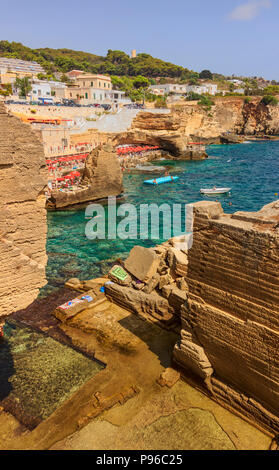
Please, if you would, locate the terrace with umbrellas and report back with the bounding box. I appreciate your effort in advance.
[45,144,163,195]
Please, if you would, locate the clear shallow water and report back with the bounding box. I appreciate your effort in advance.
[44,141,279,295]
[0,320,103,428]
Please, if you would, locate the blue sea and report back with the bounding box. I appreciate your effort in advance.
[44,141,279,295]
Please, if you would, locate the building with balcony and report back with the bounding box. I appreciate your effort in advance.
[65,74,129,106]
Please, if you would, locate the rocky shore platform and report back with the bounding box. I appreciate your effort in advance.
[1,200,279,450]
[0,283,272,451]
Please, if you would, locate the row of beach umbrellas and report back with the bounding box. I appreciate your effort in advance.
[46,154,89,166]
[117,145,160,155]
[55,171,81,182]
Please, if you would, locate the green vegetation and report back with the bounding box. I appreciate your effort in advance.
[37,72,56,81]
[14,76,32,97]
[111,75,156,102]
[198,95,214,110]
[261,95,278,106]
[0,41,193,79]
[186,91,202,101]
[0,83,12,96]
[154,96,167,108]
[199,70,213,80]
[263,85,279,96]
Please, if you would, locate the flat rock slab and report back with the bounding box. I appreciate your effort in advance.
[53,291,105,322]
[124,246,160,283]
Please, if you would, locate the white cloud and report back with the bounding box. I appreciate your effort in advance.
[228,0,271,21]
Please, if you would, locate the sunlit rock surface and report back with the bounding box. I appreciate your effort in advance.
[0,101,47,316]
[174,200,279,432]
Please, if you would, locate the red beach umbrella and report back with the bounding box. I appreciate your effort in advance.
[71,171,81,177]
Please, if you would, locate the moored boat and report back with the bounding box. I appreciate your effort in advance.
[200,187,231,195]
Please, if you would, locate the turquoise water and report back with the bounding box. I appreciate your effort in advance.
[44,141,279,294]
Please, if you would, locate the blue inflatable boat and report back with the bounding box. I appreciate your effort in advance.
[144,176,179,185]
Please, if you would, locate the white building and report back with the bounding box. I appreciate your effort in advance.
[185,83,218,95]
[30,80,53,103]
[149,84,187,95]
[150,82,218,97]
[228,79,244,86]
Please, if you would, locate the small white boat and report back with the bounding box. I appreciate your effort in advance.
[200,187,231,195]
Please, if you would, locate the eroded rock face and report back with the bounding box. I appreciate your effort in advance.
[174,200,279,432]
[116,99,279,157]
[0,101,48,316]
[48,142,123,209]
[171,97,279,140]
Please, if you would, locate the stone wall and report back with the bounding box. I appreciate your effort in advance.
[173,200,279,432]
[0,101,48,316]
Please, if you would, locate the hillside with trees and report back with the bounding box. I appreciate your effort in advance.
[0,41,194,78]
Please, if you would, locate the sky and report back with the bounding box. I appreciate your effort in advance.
[0,0,277,80]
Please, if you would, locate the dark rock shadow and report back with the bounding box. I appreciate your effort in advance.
[119,313,179,368]
[0,335,15,401]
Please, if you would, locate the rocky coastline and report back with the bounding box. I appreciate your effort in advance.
[53,199,279,435]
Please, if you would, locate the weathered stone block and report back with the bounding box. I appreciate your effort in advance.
[105,282,174,324]
[124,246,160,282]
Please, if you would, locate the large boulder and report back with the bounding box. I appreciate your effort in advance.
[124,246,160,283]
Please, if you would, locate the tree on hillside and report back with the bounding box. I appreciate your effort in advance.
[189,77,198,85]
[15,77,32,98]
[106,50,130,65]
[199,70,213,80]
[132,76,150,89]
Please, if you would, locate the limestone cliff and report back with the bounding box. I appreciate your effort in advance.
[0,101,48,316]
[174,200,279,432]
[118,112,208,159]
[48,142,123,209]
[123,98,279,148]
[169,97,279,142]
